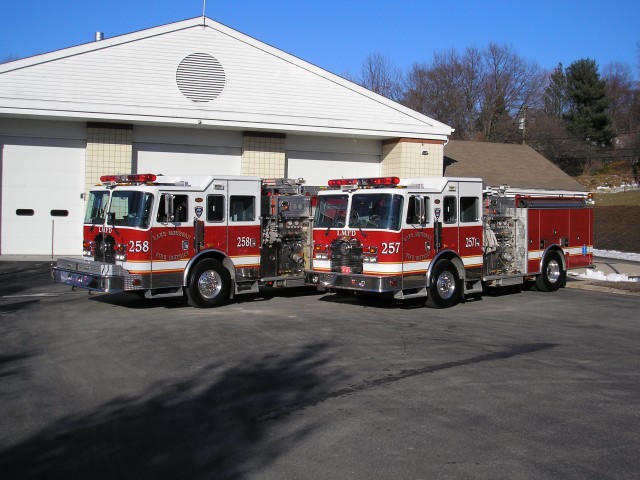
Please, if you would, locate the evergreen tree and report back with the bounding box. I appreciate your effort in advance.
[564,59,614,145]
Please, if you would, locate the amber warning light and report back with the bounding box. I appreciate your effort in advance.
[328,176,400,187]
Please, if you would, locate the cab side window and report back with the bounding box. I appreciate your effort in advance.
[406,195,430,224]
[230,196,255,222]
[460,196,480,223]
[173,195,188,222]
[157,194,189,223]
[207,195,225,222]
[443,196,457,224]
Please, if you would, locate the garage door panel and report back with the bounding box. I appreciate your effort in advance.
[2,142,84,256]
[287,151,380,186]
[135,143,241,176]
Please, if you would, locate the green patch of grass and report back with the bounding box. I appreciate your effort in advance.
[594,190,640,207]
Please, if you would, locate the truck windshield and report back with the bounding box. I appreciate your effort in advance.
[314,194,349,228]
[349,193,404,231]
[84,190,154,229]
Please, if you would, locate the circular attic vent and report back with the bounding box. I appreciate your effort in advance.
[176,53,226,102]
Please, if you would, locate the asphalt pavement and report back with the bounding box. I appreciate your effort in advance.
[0,257,639,479]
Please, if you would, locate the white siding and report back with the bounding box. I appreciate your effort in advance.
[0,20,451,139]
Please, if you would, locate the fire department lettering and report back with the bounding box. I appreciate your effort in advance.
[153,231,192,241]
[337,229,357,237]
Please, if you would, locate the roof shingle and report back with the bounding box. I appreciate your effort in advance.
[443,140,586,191]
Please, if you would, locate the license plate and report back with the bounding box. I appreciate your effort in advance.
[341,266,351,273]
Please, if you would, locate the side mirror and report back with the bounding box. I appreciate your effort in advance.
[413,196,425,224]
[164,194,175,222]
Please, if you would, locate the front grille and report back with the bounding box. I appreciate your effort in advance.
[94,234,116,264]
[330,239,363,274]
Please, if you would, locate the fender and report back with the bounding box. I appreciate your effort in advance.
[183,248,235,286]
[539,244,566,273]
[426,249,465,287]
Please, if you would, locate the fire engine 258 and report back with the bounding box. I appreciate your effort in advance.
[305,176,593,308]
[52,174,312,307]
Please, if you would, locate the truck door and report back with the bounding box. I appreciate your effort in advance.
[402,193,434,288]
[203,180,229,253]
[438,181,459,252]
[457,181,483,269]
[227,179,261,280]
[150,191,192,288]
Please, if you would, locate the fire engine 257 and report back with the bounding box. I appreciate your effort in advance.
[52,174,312,307]
[305,176,593,308]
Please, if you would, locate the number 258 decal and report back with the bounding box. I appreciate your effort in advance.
[128,240,149,252]
[237,237,256,248]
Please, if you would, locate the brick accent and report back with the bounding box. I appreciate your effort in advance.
[380,138,445,178]
[85,124,133,195]
[242,133,286,177]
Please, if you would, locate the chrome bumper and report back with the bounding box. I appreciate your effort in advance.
[52,257,127,293]
[305,270,399,293]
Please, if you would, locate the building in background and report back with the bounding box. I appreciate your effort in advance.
[0,17,452,256]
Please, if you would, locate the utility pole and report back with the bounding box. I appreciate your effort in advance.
[518,107,526,145]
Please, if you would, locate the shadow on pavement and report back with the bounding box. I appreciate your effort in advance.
[0,353,34,378]
[0,343,343,480]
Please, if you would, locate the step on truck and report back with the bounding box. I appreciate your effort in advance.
[53,174,313,307]
[305,176,593,307]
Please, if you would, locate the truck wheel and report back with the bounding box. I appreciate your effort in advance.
[426,259,461,308]
[186,259,230,308]
[535,251,566,292]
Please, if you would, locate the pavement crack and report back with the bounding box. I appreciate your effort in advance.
[257,342,558,421]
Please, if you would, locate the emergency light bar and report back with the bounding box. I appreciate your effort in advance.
[100,174,157,184]
[328,176,400,187]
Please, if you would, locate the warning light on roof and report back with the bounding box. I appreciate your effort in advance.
[100,174,157,184]
[328,177,400,187]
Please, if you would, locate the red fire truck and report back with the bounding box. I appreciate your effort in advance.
[52,174,313,307]
[305,176,593,307]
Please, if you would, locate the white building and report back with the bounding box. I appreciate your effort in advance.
[0,17,453,256]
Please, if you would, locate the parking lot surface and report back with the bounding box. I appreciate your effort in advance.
[0,262,639,479]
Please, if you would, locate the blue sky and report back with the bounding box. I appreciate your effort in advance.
[1,0,638,79]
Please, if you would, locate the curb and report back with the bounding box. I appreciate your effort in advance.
[565,280,640,296]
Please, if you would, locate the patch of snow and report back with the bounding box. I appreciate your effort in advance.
[575,269,640,282]
[594,184,639,193]
[594,249,640,262]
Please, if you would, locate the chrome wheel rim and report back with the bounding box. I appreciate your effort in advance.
[198,270,223,299]
[547,259,561,284]
[436,271,456,299]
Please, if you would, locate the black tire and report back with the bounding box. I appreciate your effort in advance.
[426,259,461,308]
[186,259,231,308]
[535,251,566,292]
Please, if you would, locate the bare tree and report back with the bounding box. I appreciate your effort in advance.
[403,47,484,140]
[602,61,637,133]
[357,52,404,101]
[479,43,545,142]
[403,44,542,142]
